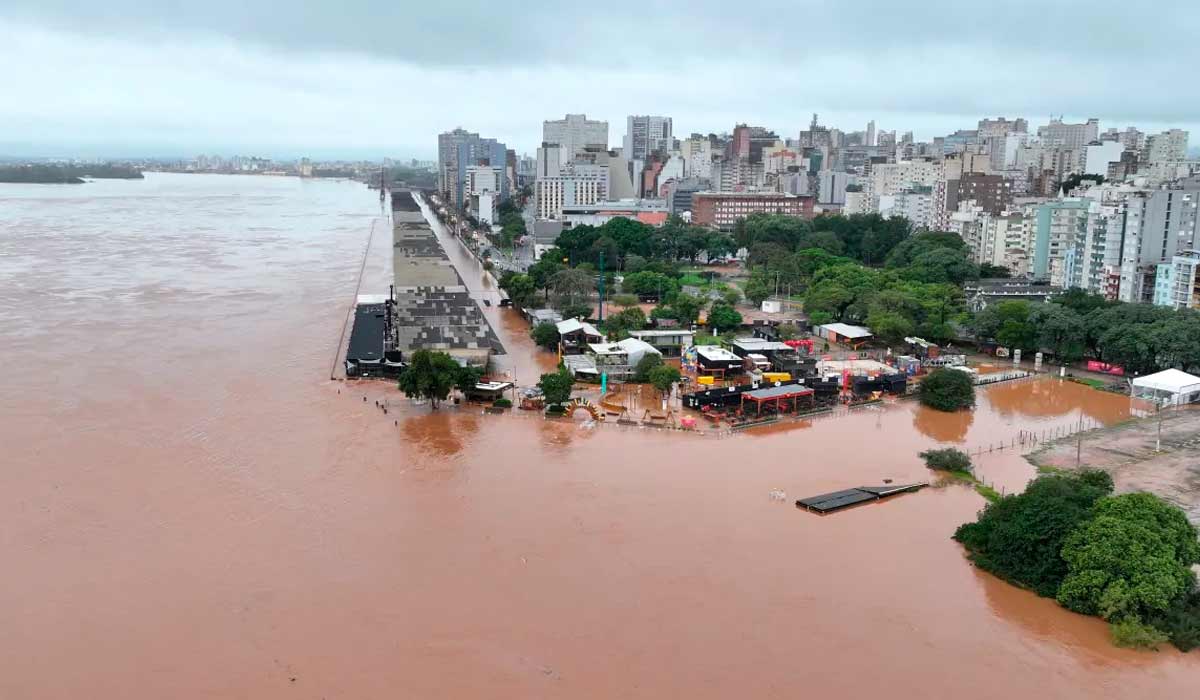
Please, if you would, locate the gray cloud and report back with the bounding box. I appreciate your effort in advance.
[8,0,1200,68]
[2,1,1199,157]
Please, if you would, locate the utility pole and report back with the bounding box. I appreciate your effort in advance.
[598,251,605,323]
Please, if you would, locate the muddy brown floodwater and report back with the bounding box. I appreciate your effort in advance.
[1,174,1196,699]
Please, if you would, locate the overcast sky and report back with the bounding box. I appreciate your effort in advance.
[2,1,1198,160]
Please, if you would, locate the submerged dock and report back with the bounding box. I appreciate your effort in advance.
[796,483,928,514]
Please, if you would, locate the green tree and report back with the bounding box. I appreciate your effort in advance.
[706,302,743,334]
[743,270,774,306]
[633,352,664,382]
[974,301,1038,351]
[604,307,646,339]
[901,247,979,285]
[538,369,574,407]
[622,270,678,298]
[499,272,536,308]
[551,267,594,303]
[611,293,639,307]
[918,368,975,411]
[671,293,705,325]
[796,229,846,256]
[647,364,682,397]
[1033,304,1086,362]
[558,302,593,321]
[531,322,560,350]
[919,448,972,472]
[397,350,461,409]
[623,254,647,273]
[885,230,965,267]
[1057,493,1200,623]
[953,471,1114,597]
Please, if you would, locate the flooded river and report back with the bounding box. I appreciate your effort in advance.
[0,174,1195,698]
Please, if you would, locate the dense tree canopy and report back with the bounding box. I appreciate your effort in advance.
[1057,493,1200,623]
[918,368,975,411]
[954,471,1114,597]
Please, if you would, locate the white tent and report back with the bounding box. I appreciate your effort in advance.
[1131,368,1200,406]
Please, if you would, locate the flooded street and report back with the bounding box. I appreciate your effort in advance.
[0,174,1195,698]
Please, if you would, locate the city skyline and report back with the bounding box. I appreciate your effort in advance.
[4,1,1200,158]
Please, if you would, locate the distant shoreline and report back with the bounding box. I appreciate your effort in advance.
[0,164,144,184]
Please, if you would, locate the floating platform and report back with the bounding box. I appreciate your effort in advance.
[795,483,928,514]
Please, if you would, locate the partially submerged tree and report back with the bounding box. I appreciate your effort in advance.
[919,447,972,473]
[397,350,461,409]
[918,368,975,412]
[647,364,681,398]
[538,368,574,408]
[531,322,560,350]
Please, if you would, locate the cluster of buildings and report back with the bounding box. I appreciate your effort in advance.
[438,113,1200,308]
[436,129,520,227]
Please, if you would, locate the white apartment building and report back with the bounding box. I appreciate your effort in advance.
[542,114,608,162]
[1083,141,1124,177]
[682,136,715,179]
[1038,118,1100,149]
[866,160,943,200]
[948,202,986,262]
[844,190,871,215]
[878,190,935,229]
[463,165,501,197]
[1145,129,1189,164]
[535,164,609,220]
[980,210,1032,276]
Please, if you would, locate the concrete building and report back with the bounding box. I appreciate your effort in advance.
[560,199,669,228]
[1033,199,1089,285]
[844,189,871,215]
[1083,141,1125,177]
[624,115,673,181]
[1145,129,1189,164]
[981,211,1033,277]
[437,127,479,199]
[1153,251,1200,309]
[878,189,935,229]
[682,134,716,179]
[542,114,608,162]
[866,120,876,147]
[535,163,610,220]
[947,173,1014,216]
[691,192,815,231]
[978,117,1028,139]
[866,159,943,200]
[1038,118,1100,149]
[455,138,508,207]
[818,170,850,205]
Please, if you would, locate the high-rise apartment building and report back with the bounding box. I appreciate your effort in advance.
[437,127,480,196]
[623,115,673,180]
[818,171,850,205]
[977,117,1028,139]
[542,114,608,163]
[1037,118,1100,149]
[1145,129,1189,163]
[866,120,876,147]
[1153,251,1200,309]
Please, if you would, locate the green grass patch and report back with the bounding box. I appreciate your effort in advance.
[1068,377,1107,389]
[975,483,1002,503]
[678,274,707,287]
